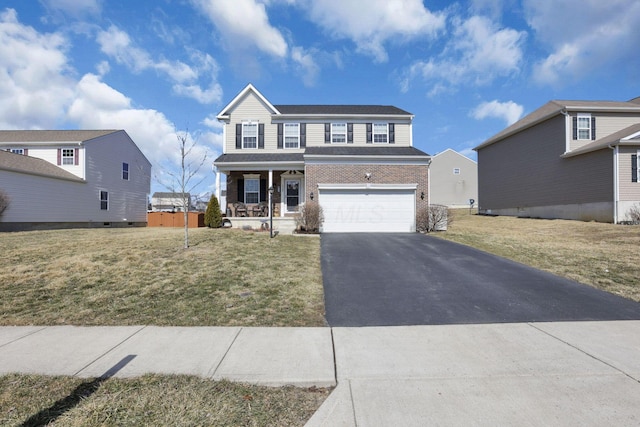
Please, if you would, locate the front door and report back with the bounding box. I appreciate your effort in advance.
[285,180,300,212]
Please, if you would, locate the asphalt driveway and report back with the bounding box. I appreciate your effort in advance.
[321,233,640,327]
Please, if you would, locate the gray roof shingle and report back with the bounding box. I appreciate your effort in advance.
[214,153,305,163]
[0,130,119,143]
[274,105,412,116]
[304,146,430,156]
[0,151,85,182]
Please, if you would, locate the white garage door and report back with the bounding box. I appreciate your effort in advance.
[319,188,415,233]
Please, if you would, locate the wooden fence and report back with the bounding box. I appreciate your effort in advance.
[147,212,205,228]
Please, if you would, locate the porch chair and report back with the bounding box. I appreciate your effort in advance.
[233,202,247,217]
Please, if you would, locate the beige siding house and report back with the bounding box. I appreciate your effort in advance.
[475,98,640,223]
[0,130,151,231]
[429,149,478,208]
[213,84,431,232]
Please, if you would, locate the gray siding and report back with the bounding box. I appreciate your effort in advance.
[478,115,613,211]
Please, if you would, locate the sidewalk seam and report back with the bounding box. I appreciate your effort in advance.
[0,326,48,349]
[348,380,358,427]
[207,327,242,377]
[527,323,640,383]
[330,327,338,386]
[72,325,147,377]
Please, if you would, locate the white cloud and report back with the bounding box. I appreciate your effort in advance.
[96,25,222,104]
[40,0,101,18]
[190,0,288,58]
[291,46,320,87]
[470,100,523,126]
[402,15,525,93]
[0,8,75,129]
[524,0,640,85]
[300,0,445,62]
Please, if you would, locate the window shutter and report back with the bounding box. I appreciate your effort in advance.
[366,123,372,143]
[258,124,265,149]
[324,123,330,144]
[57,149,61,165]
[347,123,354,143]
[277,123,283,149]
[23,149,28,156]
[236,124,242,149]
[572,117,577,140]
[237,179,245,202]
[632,155,638,183]
[74,148,79,165]
[389,123,395,144]
[591,117,596,140]
[300,123,306,148]
[260,179,267,202]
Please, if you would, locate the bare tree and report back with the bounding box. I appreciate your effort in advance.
[157,129,209,249]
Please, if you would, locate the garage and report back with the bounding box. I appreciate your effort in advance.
[318,184,416,233]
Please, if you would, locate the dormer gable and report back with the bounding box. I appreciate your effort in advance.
[216,83,280,122]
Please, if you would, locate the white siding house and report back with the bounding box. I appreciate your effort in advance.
[0,130,151,231]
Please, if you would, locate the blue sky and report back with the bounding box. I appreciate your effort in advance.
[2,0,639,196]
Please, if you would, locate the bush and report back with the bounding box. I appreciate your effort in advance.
[295,203,324,233]
[416,204,452,232]
[204,194,222,228]
[628,203,640,225]
[0,189,9,216]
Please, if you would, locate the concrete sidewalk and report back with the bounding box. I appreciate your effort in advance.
[1,321,639,426]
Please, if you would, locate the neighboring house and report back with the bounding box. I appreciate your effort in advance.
[429,149,478,208]
[213,84,431,232]
[0,130,151,231]
[475,98,640,223]
[151,192,192,212]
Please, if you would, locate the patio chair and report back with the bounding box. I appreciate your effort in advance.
[233,202,247,217]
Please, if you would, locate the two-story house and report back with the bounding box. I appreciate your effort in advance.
[0,130,151,231]
[213,84,431,232]
[475,98,640,223]
[429,148,478,208]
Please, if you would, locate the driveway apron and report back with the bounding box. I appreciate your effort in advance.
[321,233,640,327]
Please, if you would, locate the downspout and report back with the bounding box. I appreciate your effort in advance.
[608,144,618,223]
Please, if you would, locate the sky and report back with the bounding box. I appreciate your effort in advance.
[2,0,639,197]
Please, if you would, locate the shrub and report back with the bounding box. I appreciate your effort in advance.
[628,203,640,225]
[295,203,324,233]
[416,204,452,232]
[204,194,222,228]
[0,189,9,216]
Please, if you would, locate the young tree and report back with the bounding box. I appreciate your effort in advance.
[158,129,209,249]
[0,189,9,216]
[204,193,222,228]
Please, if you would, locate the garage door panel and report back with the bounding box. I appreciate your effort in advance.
[320,189,415,233]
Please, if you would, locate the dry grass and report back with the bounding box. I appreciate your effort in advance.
[0,374,330,427]
[0,227,325,326]
[438,210,640,302]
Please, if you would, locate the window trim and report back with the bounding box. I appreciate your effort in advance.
[331,123,347,144]
[577,113,591,140]
[122,162,129,180]
[373,123,389,144]
[242,122,258,149]
[244,178,260,204]
[100,190,109,210]
[284,123,300,149]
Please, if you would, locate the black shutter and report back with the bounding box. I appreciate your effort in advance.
[260,179,267,202]
[237,179,245,202]
[324,123,330,143]
[258,124,264,149]
[632,155,638,183]
[347,123,353,143]
[591,117,596,140]
[366,123,372,143]
[277,123,283,149]
[236,124,242,149]
[300,123,306,147]
[389,123,395,144]
[572,117,577,140]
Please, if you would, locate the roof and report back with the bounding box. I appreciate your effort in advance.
[562,123,640,158]
[274,105,412,116]
[0,151,85,182]
[476,99,640,150]
[214,153,305,164]
[0,130,119,143]
[304,146,429,157]
[152,192,191,198]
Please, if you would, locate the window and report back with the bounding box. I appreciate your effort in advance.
[100,191,109,210]
[62,149,75,165]
[453,168,461,175]
[284,123,300,148]
[244,178,259,204]
[577,114,591,140]
[331,123,347,143]
[373,123,388,143]
[633,153,638,183]
[242,122,258,149]
[122,162,129,180]
[7,148,24,154]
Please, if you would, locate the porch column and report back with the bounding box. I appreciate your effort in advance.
[215,169,222,212]
[268,169,273,216]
